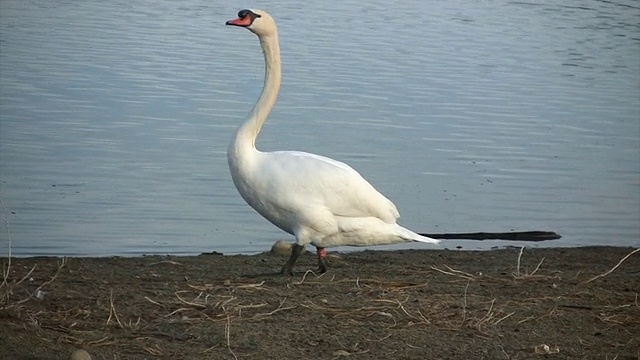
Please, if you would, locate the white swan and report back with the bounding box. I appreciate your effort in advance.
[226,9,439,275]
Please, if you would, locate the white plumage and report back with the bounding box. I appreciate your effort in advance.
[225,9,439,274]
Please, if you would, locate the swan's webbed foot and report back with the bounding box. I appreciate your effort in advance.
[317,247,329,274]
[280,243,305,275]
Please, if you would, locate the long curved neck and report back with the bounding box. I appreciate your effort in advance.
[229,32,281,159]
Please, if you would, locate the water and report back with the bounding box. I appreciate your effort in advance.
[1,0,638,256]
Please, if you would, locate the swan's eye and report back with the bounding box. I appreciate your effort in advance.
[237,9,261,20]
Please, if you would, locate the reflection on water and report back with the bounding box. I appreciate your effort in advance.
[1,0,638,256]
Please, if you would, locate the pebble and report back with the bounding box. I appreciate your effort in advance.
[70,349,92,360]
[270,240,294,256]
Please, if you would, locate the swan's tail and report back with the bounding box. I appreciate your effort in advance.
[396,225,440,244]
[414,234,441,244]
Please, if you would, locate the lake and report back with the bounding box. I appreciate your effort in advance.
[1,0,638,256]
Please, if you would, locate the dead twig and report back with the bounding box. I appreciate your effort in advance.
[512,247,547,279]
[580,248,639,284]
[87,335,111,346]
[515,246,524,277]
[250,297,296,319]
[106,289,124,328]
[146,260,183,267]
[529,257,546,276]
[164,307,192,318]
[493,311,515,325]
[174,291,209,308]
[186,280,265,292]
[476,299,496,329]
[225,314,238,360]
[293,269,325,285]
[32,257,67,293]
[394,298,413,319]
[2,264,37,305]
[0,196,12,293]
[144,296,164,307]
[144,344,164,356]
[236,302,268,317]
[5,258,67,306]
[236,281,265,289]
[14,265,38,287]
[459,279,471,327]
[430,265,475,280]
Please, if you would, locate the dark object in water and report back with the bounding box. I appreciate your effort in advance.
[419,231,561,241]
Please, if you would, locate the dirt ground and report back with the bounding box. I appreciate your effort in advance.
[1,246,638,360]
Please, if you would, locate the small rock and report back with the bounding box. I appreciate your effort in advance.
[534,344,559,355]
[70,349,92,360]
[270,240,294,256]
[35,289,46,300]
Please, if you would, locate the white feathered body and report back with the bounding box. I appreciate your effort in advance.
[228,148,437,248]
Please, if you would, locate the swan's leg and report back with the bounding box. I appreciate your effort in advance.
[280,243,305,275]
[317,247,329,273]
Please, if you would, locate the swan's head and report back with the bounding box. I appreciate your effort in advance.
[226,9,276,37]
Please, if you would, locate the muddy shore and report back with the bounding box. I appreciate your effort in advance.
[1,246,638,359]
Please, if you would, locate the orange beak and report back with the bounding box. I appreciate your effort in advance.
[226,16,252,27]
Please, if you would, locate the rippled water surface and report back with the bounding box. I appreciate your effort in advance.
[1,0,638,256]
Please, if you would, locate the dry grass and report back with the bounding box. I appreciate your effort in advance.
[1,196,67,309]
[1,195,13,306]
[1,257,68,309]
[0,241,638,359]
[580,247,640,284]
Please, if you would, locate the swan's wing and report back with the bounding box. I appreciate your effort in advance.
[257,151,400,223]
